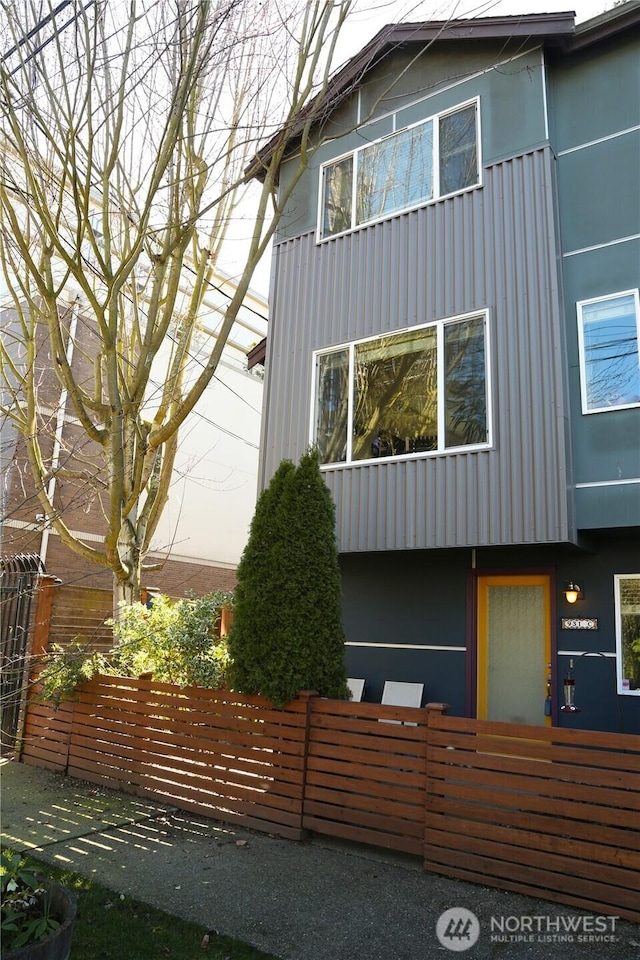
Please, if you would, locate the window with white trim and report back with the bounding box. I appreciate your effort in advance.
[615,574,640,695]
[577,290,640,414]
[319,100,479,240]
[312,312,490,466]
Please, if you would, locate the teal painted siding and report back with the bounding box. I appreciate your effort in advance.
[550,30,640,531]
[549,31,640,153]
[557,132,640,252]
[275,43,547,242]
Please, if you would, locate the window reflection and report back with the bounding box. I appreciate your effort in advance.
[580,293,640,412]
[314,315,489,465]
[352,328,437,461]
[319,101,479,239]
[439,104,477,196]
[357,122,433,225]
[315,350,349,463]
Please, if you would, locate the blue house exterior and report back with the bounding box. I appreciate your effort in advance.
[255,6,640,734]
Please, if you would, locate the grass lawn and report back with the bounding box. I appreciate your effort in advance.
[2,849,279,960]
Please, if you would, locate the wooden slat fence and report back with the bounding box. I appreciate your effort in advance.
[19,677,640,921]
[424,714,640,922]
[22,676,310,841]
[20,683,74,772]
[47,585,112,652]
[303,697,428,855]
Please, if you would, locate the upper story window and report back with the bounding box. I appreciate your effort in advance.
[319,100,479,241]
[615,574,640,695]
[312,311,491,466]
[577,290,640,414]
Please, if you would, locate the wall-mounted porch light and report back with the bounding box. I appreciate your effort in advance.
[563,581,582,604]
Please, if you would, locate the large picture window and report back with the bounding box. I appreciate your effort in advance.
[615,574,640,695]
[313,312,490,466]
[319,100,479,240]
[577,290,640,414]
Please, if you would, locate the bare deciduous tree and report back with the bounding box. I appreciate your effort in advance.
[0,0,356,608]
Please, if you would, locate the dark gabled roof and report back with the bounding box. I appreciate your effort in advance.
[247,337,267,370]
[248,5,640,181]
[565,0,640,52]
[249,11,576,180]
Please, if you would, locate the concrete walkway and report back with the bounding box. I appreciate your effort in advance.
[1,758,638,960]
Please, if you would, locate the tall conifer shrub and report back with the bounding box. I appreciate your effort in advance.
[228,449,349,707]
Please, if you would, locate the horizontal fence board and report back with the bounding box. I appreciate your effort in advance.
[71,709,306,764]
[430,776,638,829]
[83,677,307,716]
[427,742,640,792]
[305,784,424,824]
[429,728,640,771]
[430,714,640,752]
[303,815,422,856]
[309,724,426,756]
[66,743,301,809]
[19,751,68,772]
[309,710,426,741]
[428,796,640,852]
[75,693,307,742]
[135,789,304,841]
[68,734,300,797]
[427,758,640,811]
[308,754,425,789]
[425,824,638,891]
[424,843,639,914]
[421,861,640,925]
[69,728,303,785]
[126,778,303,830]
[23,723,71,746]
[306,769,424,806]
[308,741,426,773]
[69,714,299,767]
[303,798,423,839]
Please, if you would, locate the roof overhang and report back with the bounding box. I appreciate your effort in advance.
[247,337,267,370]
[248,11,577,181]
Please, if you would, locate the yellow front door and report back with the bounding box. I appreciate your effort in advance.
[477,575,551,725]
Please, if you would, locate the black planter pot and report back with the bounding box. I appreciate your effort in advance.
[2,879,77,960]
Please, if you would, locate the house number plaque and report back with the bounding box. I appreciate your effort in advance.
[561,618,599,630]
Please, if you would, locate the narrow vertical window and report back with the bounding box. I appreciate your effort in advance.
[444,316,488,447]
[439,103,478,196]
[315,350,349,463]
[578,291,640,413]
[322,156,353,239]
[615,575,640,695]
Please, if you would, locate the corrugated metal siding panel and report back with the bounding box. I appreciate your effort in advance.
[262,147,573,552]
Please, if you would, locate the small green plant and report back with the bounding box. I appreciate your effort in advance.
[0,850,60,950]
[39,642,108,707]
[109,590,233,687]
[39,591,233,705]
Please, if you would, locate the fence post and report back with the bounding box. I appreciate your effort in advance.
[31,574,58,657]
[297,689,319,841]
[14,574,59,759]
[424,702,450,873]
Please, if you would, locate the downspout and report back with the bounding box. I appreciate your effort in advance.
[39,299,80,566]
